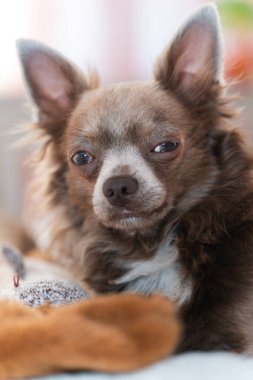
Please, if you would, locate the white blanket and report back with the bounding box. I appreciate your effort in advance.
[33,352,253,380]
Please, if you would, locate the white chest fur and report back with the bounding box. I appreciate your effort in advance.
[115,234,192,306]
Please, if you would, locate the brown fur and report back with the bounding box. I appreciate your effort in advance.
[0,295,180,379]
[13,2,253,363]
[0,211,34,253]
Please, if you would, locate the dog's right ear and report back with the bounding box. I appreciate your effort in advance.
[17,39,92,129]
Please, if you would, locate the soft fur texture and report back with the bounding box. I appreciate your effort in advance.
[13,1,253,362]
[0,294,180,379]
[0,212,33,254]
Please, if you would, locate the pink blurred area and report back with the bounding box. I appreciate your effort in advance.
[0,0,253,216]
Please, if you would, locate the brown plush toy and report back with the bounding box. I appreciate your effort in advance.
[0,294,180,379]
[0,245,181,379]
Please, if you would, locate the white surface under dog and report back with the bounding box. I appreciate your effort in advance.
[34,352,253,380]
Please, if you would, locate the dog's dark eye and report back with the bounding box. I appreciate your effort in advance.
[152,141,178,153]
[71,152,94,165]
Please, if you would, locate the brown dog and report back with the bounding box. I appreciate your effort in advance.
[16,2,253,355]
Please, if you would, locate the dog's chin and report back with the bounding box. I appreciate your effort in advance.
[94,203,172,232]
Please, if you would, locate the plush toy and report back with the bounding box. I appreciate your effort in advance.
[0,245,180,379]
[0,245,88,306]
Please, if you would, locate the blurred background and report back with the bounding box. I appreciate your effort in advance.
[0,0,253,217]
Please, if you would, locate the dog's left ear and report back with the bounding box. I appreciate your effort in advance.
[17,39,92,128]
[154,4,223,102]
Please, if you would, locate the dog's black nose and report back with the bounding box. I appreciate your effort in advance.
[102,176,139,206]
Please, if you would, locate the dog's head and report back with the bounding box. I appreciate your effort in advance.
[17,4,226,233]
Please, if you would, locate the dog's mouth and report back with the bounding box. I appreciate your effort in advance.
[105,207,143,226]
[114,208,141,219]
[94,200,172,231]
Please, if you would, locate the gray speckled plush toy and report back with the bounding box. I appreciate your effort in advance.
[0,245,89,307]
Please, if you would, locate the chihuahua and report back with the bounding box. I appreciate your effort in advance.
[17,4,253,353]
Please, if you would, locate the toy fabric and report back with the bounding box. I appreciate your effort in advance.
[0,245,88,306]
[0,245,180,379]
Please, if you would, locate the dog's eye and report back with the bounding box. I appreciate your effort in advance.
[71,152,94,165]
[152,141,178,153]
